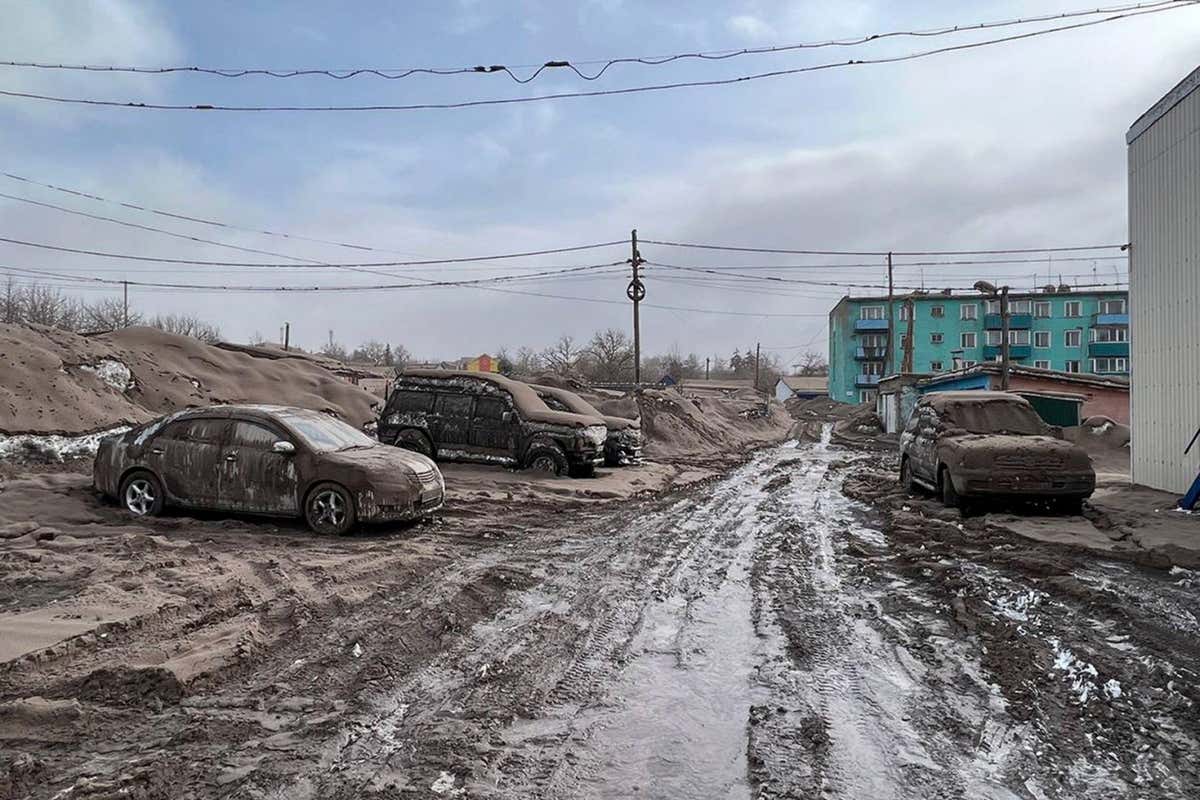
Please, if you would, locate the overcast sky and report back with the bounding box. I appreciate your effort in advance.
[1,1,1197,367]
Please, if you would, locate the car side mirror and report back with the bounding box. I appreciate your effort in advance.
[273,441,296,455]
[502,411,514,423]
[1048,425,1065,440]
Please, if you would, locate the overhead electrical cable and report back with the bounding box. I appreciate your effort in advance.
[0,2,1180,83]
[642,240,1129,257]
[0,4,1187,112]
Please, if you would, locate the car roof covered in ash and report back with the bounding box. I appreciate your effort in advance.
[397,369,605,427]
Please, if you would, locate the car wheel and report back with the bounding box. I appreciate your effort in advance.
[526,446,568,476]
[393,429,434,459]
[900,457,916,493]
[120,471,165,518]
[940,466,960,509]
[305,482,356,535]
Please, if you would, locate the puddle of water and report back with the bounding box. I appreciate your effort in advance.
[578,458,775,799]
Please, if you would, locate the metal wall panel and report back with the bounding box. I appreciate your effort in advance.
[1128,81,1200,494]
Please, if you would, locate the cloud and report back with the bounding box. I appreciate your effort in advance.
[727,15,775,41]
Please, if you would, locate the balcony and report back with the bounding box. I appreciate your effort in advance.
[855,374,882,387]
[984,313,1032,330]
[854,318,889,332]
[1089,341,1129,357]
[1093,313,1129,326]
[983,345,1032,360]
[854,346,888,360]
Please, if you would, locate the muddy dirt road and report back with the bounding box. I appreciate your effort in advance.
[4,434,1200,798]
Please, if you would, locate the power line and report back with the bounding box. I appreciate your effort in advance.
[643,240,1129,258]
[0,5,1187,112]
[0,2,1178,83]
[0,234,626,268]
[645,254,1130,271]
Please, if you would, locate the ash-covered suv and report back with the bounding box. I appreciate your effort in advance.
[530,384,642,467]
[899,391,1095,513]
[379,370,607,477]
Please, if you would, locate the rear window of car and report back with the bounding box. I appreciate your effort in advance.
[161,418,228,444]
[229,421,283,448]
[389,389,434,414]
[538,393,570,412]
[435,394,473,418]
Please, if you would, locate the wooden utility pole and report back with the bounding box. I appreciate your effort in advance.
[628,229,644,385]
[705,357,710,380]
[1000,286,1011,390]
[902,298,915,373]
[122,281,128,328]
[886,252,894,376]
[283,322,290,352]
[754,342,761,392]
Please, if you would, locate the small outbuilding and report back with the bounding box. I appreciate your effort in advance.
[774,376,828,403]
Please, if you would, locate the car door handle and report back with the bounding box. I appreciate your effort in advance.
[150,448,164,455]
[225,453,238,462]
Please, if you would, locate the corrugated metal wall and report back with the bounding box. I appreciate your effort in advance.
[1128,81,1200,494]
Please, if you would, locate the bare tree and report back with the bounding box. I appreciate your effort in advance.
[541,335,580,376]
[320,340,349,362]
[513,346,544,375]
[351,340,391,365]
[83,298,141,331]
[391,343,412,368]
[147,313,222,343]
[794,351,829,376]
[1,277,22,324]
[585,328,634,382]
[23,284,69,327]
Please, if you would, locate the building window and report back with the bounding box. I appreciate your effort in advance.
[1065,329,1082,347]
[962,360,978,368]
[1092,326,1128,343]
[931,332,943,344]
[961,332,977,348]
[899,305,912,321]
[1092,357,1128,373]
[1099,298,1126,314]
[859,389,878,403]
[930,305,945,318]
[930,361,943,371]
[986,330,1002,346]
[1034,360,1051,369]
[1009,299,1031,314]
[1065,360,1081,373]
[984,299,1000,315]
[1034,331,1051,348]
[1064,300,1082,318]
[1034,301,1052,318]
[863,361,885,376]
[1009,330,1030,345]
[961,304,978,320]
[861,305,885,320]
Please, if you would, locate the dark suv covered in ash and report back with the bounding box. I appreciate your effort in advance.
[899,391,1095,513]
[379,370,607,477]
[530,384,642,466]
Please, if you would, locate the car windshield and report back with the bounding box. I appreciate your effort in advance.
[940,400,1046,436]
[280,412,378,453]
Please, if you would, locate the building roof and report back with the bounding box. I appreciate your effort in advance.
[919,363,1129,392]
[835,287,1128,305]
[778,376,828,392]
[1128,63,1200,145]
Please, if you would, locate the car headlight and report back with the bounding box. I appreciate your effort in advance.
[580,425,607,447]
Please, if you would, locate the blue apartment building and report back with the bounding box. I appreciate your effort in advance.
[828,288,1129,403]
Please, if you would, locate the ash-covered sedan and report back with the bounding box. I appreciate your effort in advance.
[94,405,444,534]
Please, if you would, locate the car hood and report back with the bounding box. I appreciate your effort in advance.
[602,415,638,432]
[943,434,1092,468]
[321,444,437,475]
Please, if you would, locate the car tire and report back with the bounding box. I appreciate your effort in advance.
[119,470,165,518]
[526,445,568,477]
[940,466,961,509]
[900,457,916,493]
[393,429,434,459]
[305,482,357,536]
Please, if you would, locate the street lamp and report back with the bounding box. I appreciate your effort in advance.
[974,280,1011,391]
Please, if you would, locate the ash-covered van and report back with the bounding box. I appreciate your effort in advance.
[379,370,607,477]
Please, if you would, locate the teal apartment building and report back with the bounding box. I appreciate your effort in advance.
[828,288,1129,403]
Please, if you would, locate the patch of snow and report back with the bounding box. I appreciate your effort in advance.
[1103,679,1122,700]
[988,588,1044,622]
[1090,422,1113,435]
[79,359,134,392]
[0,426,128,463]
[351,642,363,658]
[1048,637,1100,704]
[429,771,461,795]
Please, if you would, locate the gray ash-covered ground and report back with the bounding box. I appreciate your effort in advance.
[3,430,1199,798]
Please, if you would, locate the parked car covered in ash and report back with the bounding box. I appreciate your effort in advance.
[94,405,444,535]
[530,384,642,467]
[899,391,1095,513]
[378,369,607,477]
